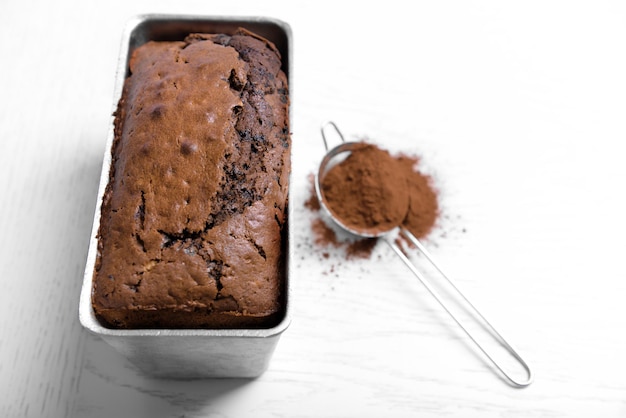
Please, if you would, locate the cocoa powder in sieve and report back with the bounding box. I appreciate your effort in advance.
[320,143,410,235]
[306,141,439,259]
[397,154,439,238]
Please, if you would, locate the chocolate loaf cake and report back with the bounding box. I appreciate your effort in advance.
[92,28,290,329]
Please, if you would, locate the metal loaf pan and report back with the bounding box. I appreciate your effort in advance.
[79,14,292,379]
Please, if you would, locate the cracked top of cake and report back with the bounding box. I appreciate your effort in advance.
[92,29,290,329]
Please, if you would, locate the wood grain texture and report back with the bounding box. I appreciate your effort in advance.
[1,1,625,417]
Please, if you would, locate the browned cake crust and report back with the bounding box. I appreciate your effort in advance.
[92,29,290,329]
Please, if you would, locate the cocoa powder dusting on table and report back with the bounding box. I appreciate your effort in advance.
[304,175,321,212]
[311,217,339,247]
[306,141,439,260]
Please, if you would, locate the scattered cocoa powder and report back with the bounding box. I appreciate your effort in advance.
[304,176,321,212]
[311,217,339,247]
[306,141,439,260]
[345,237,378,259]
[310,215,376,259]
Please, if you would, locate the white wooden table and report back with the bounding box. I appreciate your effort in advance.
[2,1,625,417]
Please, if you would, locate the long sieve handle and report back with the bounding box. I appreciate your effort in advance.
[386,228,533,387]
